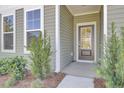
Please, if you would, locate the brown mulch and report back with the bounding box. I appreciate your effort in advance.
[43,72,65,88]
[13,72,34,88]
[94,78,106,88]
[0,74,10,87]
[0,72,65,88]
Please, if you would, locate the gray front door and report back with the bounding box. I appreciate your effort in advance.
[78,25,94,61]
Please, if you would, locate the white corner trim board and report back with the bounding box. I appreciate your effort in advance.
[55,5,60,72]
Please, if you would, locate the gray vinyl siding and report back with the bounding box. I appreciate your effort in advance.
[74,13,101,62]
[44,5,56,71]
[16,8,24,54]
[60,6,73,70]
[99,6,104,58]
[108,5,124,36]
[0,14,1,51]
[0,6,56,71]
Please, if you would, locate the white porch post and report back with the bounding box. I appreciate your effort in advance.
[104,5,107,41]
[55,5,60,72]
[103,5,107,53]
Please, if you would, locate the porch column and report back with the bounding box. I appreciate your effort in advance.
[104,5,107,41]
[55,5,60,72]
[103,5,107,54]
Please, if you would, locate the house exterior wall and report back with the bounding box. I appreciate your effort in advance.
[74,13,101,62]
[0,5,56,71]
[60,6,73,70]
[44,5,56,71]
[99,6,104,58]
[108,5,124,35]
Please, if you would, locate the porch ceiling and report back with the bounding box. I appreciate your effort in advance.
[66,5,101,16]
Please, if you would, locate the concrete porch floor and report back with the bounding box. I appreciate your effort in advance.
[62,62,98,78]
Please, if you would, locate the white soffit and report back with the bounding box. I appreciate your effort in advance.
[66,5,101,16]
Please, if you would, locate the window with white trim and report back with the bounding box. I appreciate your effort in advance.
[2,15,15,52]
[25,8,43,53]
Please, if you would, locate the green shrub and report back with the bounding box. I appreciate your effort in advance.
[28,31,52,80]
[0,58,10,75]
[97,22,124,87]
[0,56,27,80]
[9,56,27,80]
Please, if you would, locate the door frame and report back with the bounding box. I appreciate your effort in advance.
[76,21,97,63]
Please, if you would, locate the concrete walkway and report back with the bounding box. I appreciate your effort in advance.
[57,75,94,88]
[62,62,97,78]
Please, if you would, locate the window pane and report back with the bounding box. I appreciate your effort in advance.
[26,9,41,30]
[34,20,40,29]
[27,11,33,20]
[34,9,40,19]
[27,21,33,30]
[80,26,92,49]
[27,31,40,47]
[4,33,13,50]
[3,15,13,32]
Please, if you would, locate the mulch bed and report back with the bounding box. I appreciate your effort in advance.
[0,74,10,87]
[0,72,65,88]
[94,78,106,88]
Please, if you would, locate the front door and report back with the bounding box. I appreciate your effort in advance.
[78,24,94,61]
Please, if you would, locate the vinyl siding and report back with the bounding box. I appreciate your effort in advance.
[74,13,101,62]
[99,6,104,58]
[60,6,73,70]
[44,5,56,71]
[108,5,124,36]
[0,6,56,71]
[0,14,1,52]
[16,8,24,54]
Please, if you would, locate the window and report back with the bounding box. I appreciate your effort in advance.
[80,26,92,49]
[24,8,44,53]
[2,14,15,52]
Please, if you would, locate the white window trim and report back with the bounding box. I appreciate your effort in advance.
[1,12,16,53]
[24,6,44,54]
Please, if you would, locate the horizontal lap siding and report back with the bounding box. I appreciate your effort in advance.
[16,8,24,54]
[60,6,73,70]
[44,5,56,71]
[0,14,1,51]
[108,6,124,36]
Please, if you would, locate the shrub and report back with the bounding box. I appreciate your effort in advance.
[0,56,27,80]
[0,56,27,87]
[0,58,10,75]
[28,31,52,80]
[97,22,124,87]
[9,56,27,80]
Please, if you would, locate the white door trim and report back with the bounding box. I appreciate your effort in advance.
[76,21,97,63]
